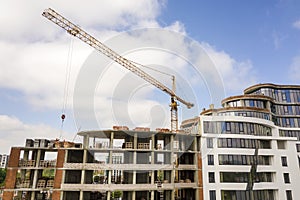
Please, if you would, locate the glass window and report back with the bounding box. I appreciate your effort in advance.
[281,156,288,167]
[208,155,214,165]
[207,138,213,148]
[227,138,232,147]
[277,141,286,149]
[209,190,216,200]
[226,122,231,131]
[240,139,245,148]
[232,139,237,148]
[286,190,293,200]
[209,172,215,183]
[221,138,227,147]
[284,173,290,183]
[297,144,300,152]
[239,123,244,132]
[250,124,254,133]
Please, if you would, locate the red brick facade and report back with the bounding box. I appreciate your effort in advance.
[3,148,21,200]
[52,149,65,200]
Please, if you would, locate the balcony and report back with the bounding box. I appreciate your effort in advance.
[37,179,54,188]
[63,163,173,171]
[39,160,56,168]
[61,182,197,191]
[138,143,150,150]
[18,160,36,167]
[16,180,31,188]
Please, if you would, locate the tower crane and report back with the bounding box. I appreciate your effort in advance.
[42,8,194,132]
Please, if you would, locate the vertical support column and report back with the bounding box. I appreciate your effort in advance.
[151,134,155,164]
[3,147,21,200]
[107,131,114,200]
[107,191,111,200]
[151,134,155,200]
[30,192,35,200]
[83,135,89,149]
[132,133,137,200]
[31,149,41,190]
[81,135,89,199]
[79,149,87,200]
[197,153,203,200]
[52,149,66,200]
[170,134,175,200]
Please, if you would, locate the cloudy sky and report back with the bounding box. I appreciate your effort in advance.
[0,0,300,154]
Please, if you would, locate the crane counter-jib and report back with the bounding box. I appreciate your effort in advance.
[42,8,194,132]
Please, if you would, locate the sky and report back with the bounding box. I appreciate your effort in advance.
[0,0,300,154]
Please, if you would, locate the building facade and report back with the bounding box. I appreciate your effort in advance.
[3,83,300,200]
[3,128,200,200]
[194,83,300,200]
[0,154,9,169]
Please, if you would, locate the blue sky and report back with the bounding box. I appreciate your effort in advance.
[161,1,300,83]
[0,0,300,154]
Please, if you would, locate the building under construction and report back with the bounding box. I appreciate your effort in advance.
[3,83,300,200]
[3,126,201,200]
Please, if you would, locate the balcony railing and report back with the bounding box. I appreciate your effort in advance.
[39,160,56,167]
[18,160,35,167]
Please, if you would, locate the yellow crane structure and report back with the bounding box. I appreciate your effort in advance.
[42,8,194,132]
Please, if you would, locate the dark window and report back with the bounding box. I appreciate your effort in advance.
[242,155,247,165]
[208,155,214,165]
[208,172,215,183]
[281,156,288,167]
[277,141,286,149]
[236,139,241,148]
[286,190,293,200]
[241,139,245,148]
[209,190,216,200]
[222,138,227,147]
[284,173,290,183]
[296,144,300,152]
[239,123,244,132]
[250,124,254,133]
[227,138,232,147]
[207,138,213,148]
[226,122,231,131]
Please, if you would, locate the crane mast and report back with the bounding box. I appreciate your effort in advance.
[42,8,193,132]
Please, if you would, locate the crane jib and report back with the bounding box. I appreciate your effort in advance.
[42,8,194,132]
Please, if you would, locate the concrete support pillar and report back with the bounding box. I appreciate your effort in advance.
[151,134,155,164]
[170,135,176,200]
[83,135,89,149]
[31,192,35,200]
[107,191,111,200]
[132,130,137,200]
[110,131,114,149]
[134,133,137,150]
[151,190,155,200]
[32,150,41,189]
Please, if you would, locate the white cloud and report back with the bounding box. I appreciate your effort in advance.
[0,0,257,142]
[200,43,257,93]
[0,0,164,42]
[0,115,71,154]
[292,19,300,29]
[0,39,90,109]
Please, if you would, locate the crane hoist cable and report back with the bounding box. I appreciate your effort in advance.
[42,8,194,132]
[59,36,74,139]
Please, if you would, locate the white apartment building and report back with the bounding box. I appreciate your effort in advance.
[181,83,300,200]
[0,154,9,169]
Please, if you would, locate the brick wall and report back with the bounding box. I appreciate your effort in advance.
[3,147,21,200]
[52,149,65,200]
[198,153,204,200]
